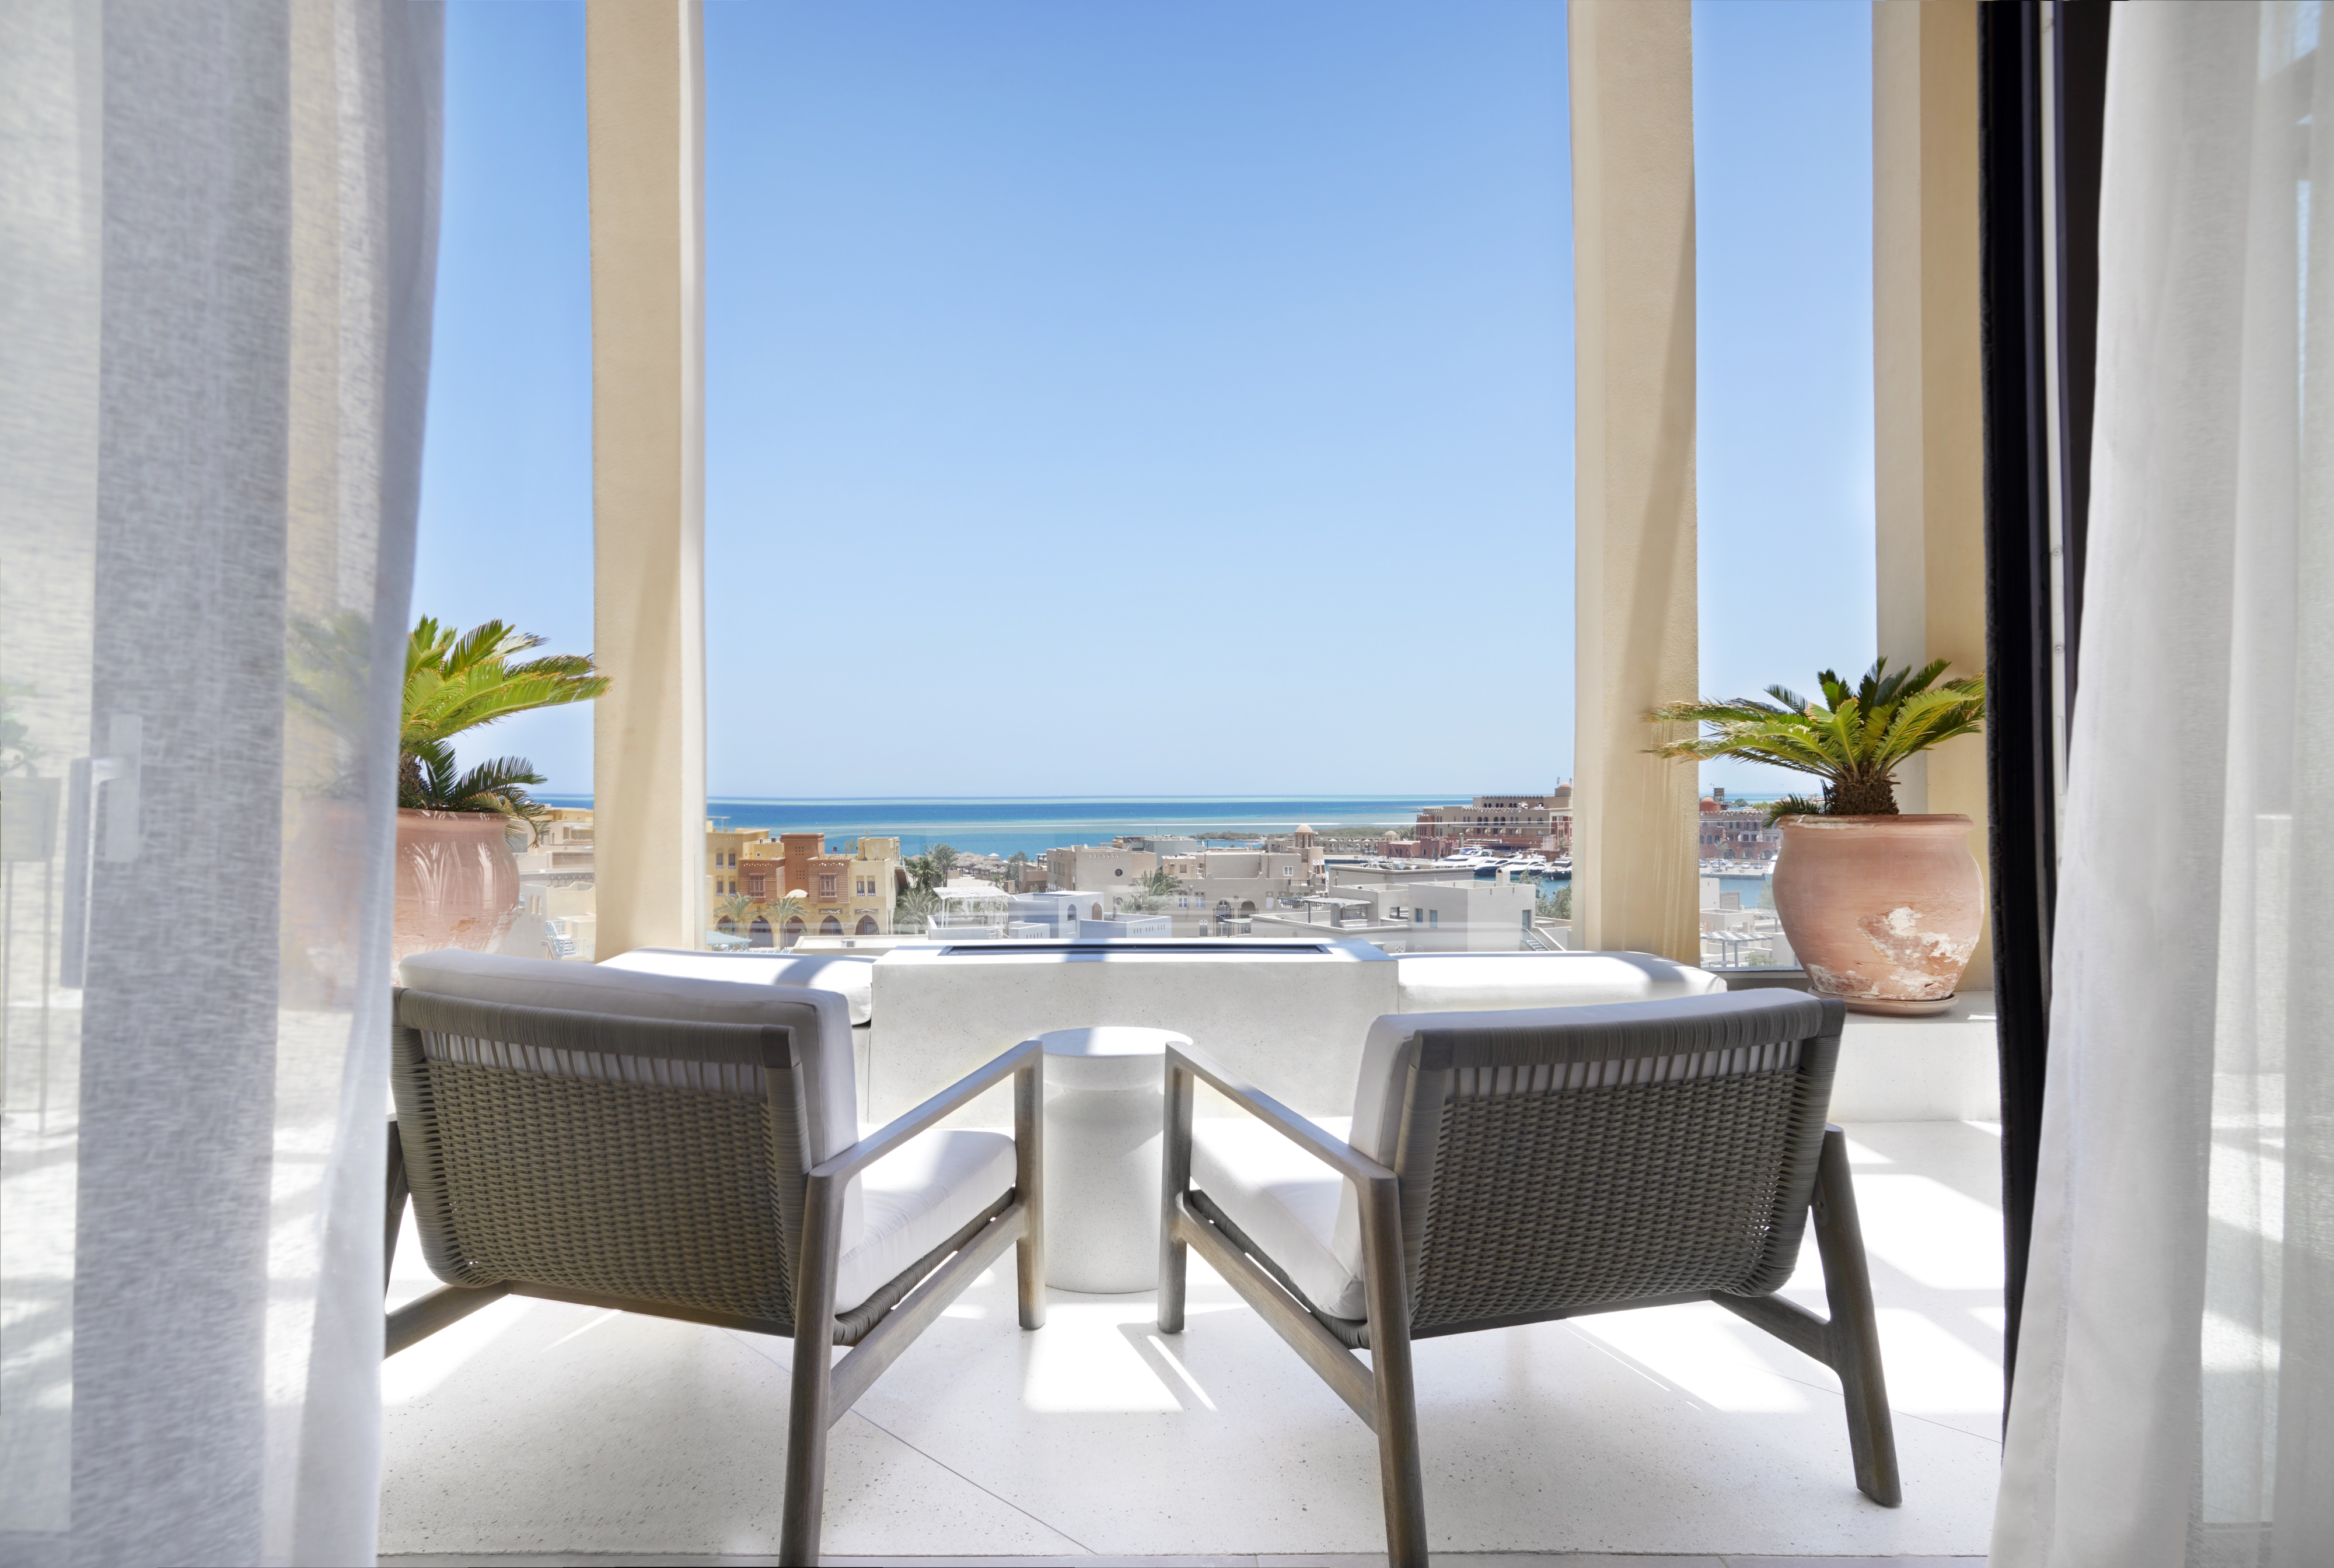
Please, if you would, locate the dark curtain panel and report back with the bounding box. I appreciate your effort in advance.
[1980,0,2112,1417]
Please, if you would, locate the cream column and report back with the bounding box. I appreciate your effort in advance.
[1570,0,1700,964]
[1873,0,1991,986]
[586,0,706,958]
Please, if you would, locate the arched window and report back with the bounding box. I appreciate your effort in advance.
[1239,900,1256,916]
[715,916,735,934]
[748,916,773,949]
[782,916,806,949]
[1090,902,1103,919]
[820,915,843,935]
[857,915,879,935]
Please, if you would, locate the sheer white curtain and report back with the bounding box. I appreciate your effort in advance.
[0,2,438,1563]
[1993,3,2334,1564]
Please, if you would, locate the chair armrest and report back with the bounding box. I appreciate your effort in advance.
[1163,1042,1393,1187]
[808,1037,1041,1184]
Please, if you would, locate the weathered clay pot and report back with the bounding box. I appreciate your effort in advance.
[394,809,522,963]
[1770,814,1984,1016]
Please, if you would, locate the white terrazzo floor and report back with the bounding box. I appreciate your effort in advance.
[379,1121,2005,1564]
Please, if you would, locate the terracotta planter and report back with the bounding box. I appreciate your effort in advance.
[394,809,522,963]
[1770,814,1984,1016]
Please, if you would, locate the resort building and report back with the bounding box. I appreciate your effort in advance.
[509,807,600,960]
[1042,844,1160,894]
[734,832,904,942]
[1700,787,1782,863]
[1411,788,1575,853]
[704,822,772,907]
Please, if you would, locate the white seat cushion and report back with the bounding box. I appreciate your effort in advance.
[1190,1115,1363,1320]
[836,1128,1016,1313]
[603,947,876,1026]
[1394,951,1724,1014]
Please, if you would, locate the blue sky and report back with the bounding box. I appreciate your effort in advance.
[413,0,1871,799]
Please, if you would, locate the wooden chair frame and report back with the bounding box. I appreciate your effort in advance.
[1156,1040,1899,1568]
[386,1011,1044,1568]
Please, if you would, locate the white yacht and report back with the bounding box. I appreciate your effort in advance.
[1435,846,1503,870]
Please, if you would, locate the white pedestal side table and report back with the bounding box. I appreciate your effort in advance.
[1037,1026,1189,1293]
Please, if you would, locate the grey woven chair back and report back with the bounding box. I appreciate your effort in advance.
[393,988,808,1333]
[1391,991,1843,1335]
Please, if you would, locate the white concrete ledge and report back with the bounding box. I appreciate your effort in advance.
[866,938,1396,1123]
[863,942,1725,1125]
[1827,989,2000,1122]
[845,943,1996,1128]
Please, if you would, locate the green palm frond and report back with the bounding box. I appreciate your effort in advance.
[1647,657,1985,816]
[1763,794,1828,824]
[399,616,606,817]
[399,736,548,822]
[401,615,608,755]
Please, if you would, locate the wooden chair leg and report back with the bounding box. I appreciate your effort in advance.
[1359,1175,1428,1567]
[1813,1126,1902,1507]
[781,1174,847,1565]
[1158,1060,1195,1332]
[780,1352,832,1567]
[1015,1053,1046,1330]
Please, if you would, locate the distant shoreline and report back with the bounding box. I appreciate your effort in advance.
[540,792,1470,859]
[535,792,1787,863]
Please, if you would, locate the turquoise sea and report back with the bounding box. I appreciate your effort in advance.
[533,794,1779,907]
[535,794,1472,862]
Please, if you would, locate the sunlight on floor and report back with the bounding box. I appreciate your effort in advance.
[1022,1298,1245,1413]
[1570,1307,1814,1413]
[379,1119,2009,1559]
[1857,1175,2007,1290]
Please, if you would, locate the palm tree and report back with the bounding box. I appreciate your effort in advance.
[751,891,805,948]
[904,844,962,895]
[895,887,938,934]
[1646,657,1985,817]
[714,892,759,933]
[399,617,607,824]
[1121,866,1183,915]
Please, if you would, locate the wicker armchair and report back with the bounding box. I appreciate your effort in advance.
[1157,989,1896,1567]
[385,950,1043,1566]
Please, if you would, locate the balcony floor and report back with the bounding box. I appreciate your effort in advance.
[380,1121,2004,1565]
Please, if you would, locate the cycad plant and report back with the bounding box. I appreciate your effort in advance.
[1646,657,1986,817]
[399,617,608,825]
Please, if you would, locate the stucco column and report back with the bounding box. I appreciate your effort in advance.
[1570,0,1700,963]
[1873,0,1991,985]
[586,0,705,957]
